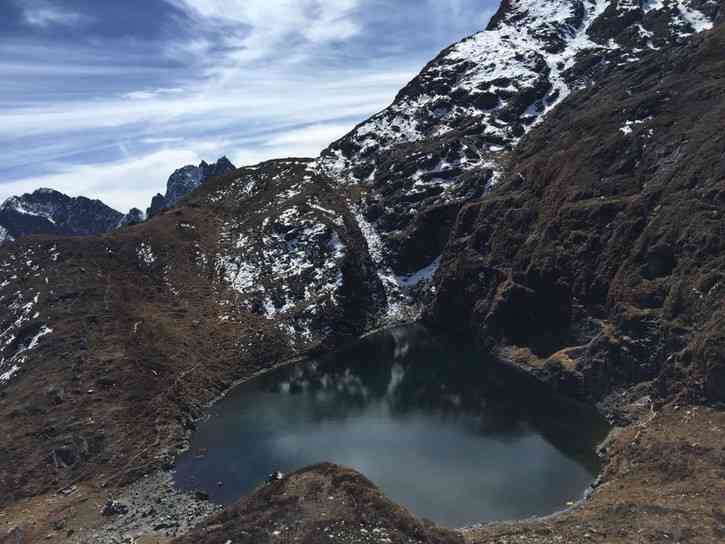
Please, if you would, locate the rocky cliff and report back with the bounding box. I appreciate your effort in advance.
[427,10,725,406]
[146,156,236,217]
[319,0,719,274]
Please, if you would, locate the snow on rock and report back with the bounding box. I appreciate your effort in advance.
[675,0,715,32]
[351,205,439,322]
[0,244,55,385]
[137,242,156,266]
[201,160,355,350]
[320,0,714,189]
[316,0,714,287]
[619,116,654,135]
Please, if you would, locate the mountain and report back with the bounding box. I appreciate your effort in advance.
[427,2,725,403]
[146,156,236,217]
[0,188,124,239]
[117,207,146,228]
[0,157,235,243]
[318,0,719,274]
[0,225,12,243]
[0,1,723,542]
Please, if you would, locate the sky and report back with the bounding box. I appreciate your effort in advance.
[0,0,499,212]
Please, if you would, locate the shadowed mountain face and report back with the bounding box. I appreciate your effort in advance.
[426,16,725,405]
[0,188,123,238]
[0,0,722,530]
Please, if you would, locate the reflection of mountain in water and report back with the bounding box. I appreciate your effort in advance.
[256,325,608,473]
[176,325,609,525]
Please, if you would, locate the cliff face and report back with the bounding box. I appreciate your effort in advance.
[427,18,725,404]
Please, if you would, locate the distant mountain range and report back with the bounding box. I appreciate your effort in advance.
[0,156,235,241]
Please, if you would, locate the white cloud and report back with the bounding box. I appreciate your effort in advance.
[20,1,91,28]
[124,87,186,101]
[230,122,357,166]
[167,0,363,66]
[264,123,355,147]
[0,149,202,213]
[2,1,497,211]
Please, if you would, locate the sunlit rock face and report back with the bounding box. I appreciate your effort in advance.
[317,0,716,275]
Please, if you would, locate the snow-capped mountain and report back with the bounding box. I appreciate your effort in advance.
[146,156,236,217]
[318,0,717,274]
[0,158,236,243]
[321,0,716,182]
[0,188,124,240]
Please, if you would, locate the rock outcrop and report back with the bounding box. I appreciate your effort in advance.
[117,207,145,228]
[146,156,236,217]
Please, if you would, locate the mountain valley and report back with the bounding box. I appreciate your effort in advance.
[1,1,724,542]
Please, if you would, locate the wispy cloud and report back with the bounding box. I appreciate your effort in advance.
[0,149,203,212]
[1,0,498,210]
[19,1,91,28]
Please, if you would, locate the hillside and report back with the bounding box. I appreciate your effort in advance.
[0,1,722,542]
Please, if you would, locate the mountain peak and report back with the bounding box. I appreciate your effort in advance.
[0,188,123,239]
[147,156,237,217]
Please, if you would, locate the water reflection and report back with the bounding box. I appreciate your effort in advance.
[174,325,609,527]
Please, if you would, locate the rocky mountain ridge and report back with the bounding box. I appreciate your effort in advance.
[317,0,719,275]
[0,188,124,239]
[0,157,235,242]
[147,156,236,217]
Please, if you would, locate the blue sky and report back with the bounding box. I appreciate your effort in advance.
[1,0,499,212]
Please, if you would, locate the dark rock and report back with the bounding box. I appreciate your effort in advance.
[118,208,145,227]
[0,188,123,239]
[50,447,77,468]
[45,386,64,406]
[147,157,236,217]
[101,500,129,516]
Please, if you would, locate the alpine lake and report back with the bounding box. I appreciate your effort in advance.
[174,325,609,528]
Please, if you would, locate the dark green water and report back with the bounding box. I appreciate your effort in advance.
[173,326,609,527]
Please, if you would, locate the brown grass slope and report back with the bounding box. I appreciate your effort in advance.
[0,159,382,506]
[173,463,464,544]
